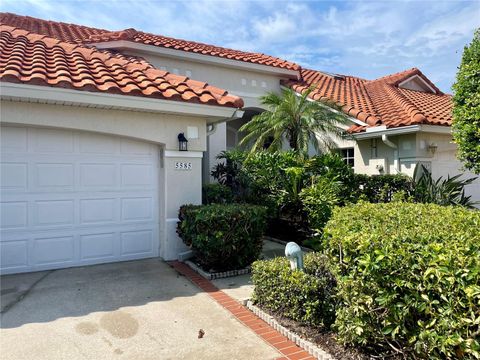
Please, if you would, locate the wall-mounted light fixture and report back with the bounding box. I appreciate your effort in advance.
[428,143,438,154]
[178,133,188,151]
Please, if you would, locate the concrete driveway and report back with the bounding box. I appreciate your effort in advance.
[0,259,281,360]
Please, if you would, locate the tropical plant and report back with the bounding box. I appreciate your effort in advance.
[452,29,480,174]
[202,183,233,204]
[239,87,349,156]
[413,164,477,208]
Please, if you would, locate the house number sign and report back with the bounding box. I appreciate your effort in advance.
[175,161,192,170]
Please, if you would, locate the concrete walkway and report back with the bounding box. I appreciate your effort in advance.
[213,240,285,302]
[0,259,281,360]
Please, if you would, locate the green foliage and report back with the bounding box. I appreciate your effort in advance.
[202,183,233,204]
[210,150,247,191]
[239,87,349,156]
[413,165,478,208]
[323,202,480,359]
[300,177,340,234]
[240,150,308,215]
[353,173,413,203]
[252,253,337,328]
[452,29,480,174]
[177,204,267,271]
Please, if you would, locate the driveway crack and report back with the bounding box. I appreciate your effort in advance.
[1,270,55,315]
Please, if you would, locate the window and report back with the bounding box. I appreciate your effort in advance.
[341,148,354,167]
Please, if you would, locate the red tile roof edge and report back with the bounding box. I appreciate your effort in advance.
[0,24,244,109]
[285,68,452,134]
[0,12,300,71]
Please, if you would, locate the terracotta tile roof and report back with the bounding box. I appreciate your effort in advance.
[283,68,452,133]
[0,12,300,71]
[0,24,244,108]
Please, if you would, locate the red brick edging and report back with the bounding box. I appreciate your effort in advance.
[168,261,315,360]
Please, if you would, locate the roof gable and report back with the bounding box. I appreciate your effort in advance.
[284,68,452,133]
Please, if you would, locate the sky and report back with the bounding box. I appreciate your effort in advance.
[1,0,479,93]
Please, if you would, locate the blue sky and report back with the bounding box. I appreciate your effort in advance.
[1,0,479,92]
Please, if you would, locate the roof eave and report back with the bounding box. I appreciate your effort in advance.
[352,124,451,139]
[93,40,300,79]
[0,82,242,119]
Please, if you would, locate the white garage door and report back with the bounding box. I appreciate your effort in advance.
[0,126,161,274]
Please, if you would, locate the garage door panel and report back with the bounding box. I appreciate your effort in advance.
[1,201,28,229]
[1,127,27,151]
[121,164,153,187]
[0,126,161,274]
[121,197,152,221]
[80,198,116,224]
[0,240,28,270]
[33,235,75,265]
[36,163,74,188]
[34,128,74,153]
[120,230,153,257]
[79,133,118,154]
[80,233,116,261]
[1,163,27,190]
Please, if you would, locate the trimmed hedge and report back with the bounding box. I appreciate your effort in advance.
[354,173,413,203]
[323,202,480,358]
[177,204,267,271]
[202,183,233,204]
[252,253,337,328]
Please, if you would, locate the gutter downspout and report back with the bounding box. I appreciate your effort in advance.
[204,109,244,183]
[206,108,244,136]
[381,134,400,173]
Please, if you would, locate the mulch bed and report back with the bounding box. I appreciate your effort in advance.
[257,306,371,360]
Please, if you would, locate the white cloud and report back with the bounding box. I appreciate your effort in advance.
[1,0,478,92]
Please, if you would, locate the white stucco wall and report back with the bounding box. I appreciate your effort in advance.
[354,131,480,203]
[120,50,285,109]
[0,100,208,260]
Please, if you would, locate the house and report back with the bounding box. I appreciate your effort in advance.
[283,68,479,203]
[0,13,477,274]
[0,13,248,274]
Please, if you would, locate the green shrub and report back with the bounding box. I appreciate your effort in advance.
[252,252,337,328]
[202,183,233,204]
[300,177,340,234]
[452,29,480,174]
[323,202,480,358]
[177,203,267,271]
[354,173,413,203]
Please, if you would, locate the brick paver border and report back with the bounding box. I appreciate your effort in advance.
[168,261,316,360]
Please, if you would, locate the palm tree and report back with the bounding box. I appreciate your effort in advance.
[239,87,349,156]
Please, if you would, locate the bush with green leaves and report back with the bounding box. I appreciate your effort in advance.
[354,173,413,203]
[202,183,233,204]
[452,29,480,174]
[323,202,480,359]
[413,165,477,208]
[300,177,340,235]
[252,252,337,328]
[177,203,267,271]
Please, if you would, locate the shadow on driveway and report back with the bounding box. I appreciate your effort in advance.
[1,259,200,329]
